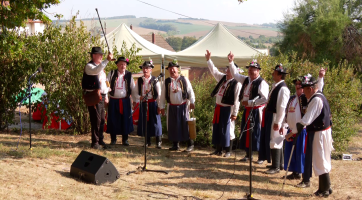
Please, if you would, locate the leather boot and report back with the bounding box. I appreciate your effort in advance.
[315,173,332,197]
[224,140,233,158]
[210,145,222,156]
[186,139,194,152]
[265,149,280,174]
[169,142,179,151]
[156,136,162,149]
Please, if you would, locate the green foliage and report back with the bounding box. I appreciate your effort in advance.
[165,36,182,51]
[139,19,177,32]
[107,41,143,74]
[181,36,197,51]
[0,31,39,130]
[34,16,101,134]
[0,0,60,32]
[191,75,217,146]
[277,0,362,67]
[254,52,362,152]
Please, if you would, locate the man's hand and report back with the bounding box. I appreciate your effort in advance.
[230,115,237,121]
[228,51,234,63]
[105,96,109,104]
[319,67,326,78]
[190,103,195,110]
[161,109,165,116]
[107,53,113,61]
[279,127,284,135]
[285,133,294,142]
[157,107,161,115]
[273,123,279,131]
[242,101,249,107]
[205,50,211,61]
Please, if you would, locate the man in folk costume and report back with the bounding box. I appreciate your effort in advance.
[160,60,195,152]
[205,50,242,157]
[82,47,113,149]
[283,69,325,180]
[295,75,333,197]
[106,57,135,146]
[227,53,269,163]
[259,64,290,174]
[132,60,162,149]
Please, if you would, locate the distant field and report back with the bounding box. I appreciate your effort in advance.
[55,17,279,38]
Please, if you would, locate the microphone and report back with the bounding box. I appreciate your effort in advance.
[31,67,43,77]
[154,73,164,82]
[251,95,260,103]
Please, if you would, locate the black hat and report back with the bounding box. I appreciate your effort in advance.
[301,75,318,88]
[166,59,179,69]
[273,63,288,74]
[292,76,304,84]
[246,59,261,69]
[115,57,129,65]
[88,47,104,54]
[139,61,154,69]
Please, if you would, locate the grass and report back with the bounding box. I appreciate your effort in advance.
[0,130,361,199]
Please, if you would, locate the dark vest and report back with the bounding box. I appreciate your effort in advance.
[82,61,101,90]
[306,92,332,132]
[210,75,239,106]
[265,81,287,113]
[165,76,189,104]
[286,94,308,118]
[137,76,158,100]
[239,76,264,101]
[109,70,132,98]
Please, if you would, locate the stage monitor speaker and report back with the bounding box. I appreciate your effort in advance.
[70,150,120,185]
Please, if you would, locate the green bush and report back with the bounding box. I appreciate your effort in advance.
[254,52,362,152]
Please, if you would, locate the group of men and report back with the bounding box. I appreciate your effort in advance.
[82,47,195,153]
[82,46,334,197]
[206,50,333,197]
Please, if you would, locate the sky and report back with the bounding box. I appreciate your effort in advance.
[45,0,297,24]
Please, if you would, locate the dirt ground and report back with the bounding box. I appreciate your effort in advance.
[0,127,361,200]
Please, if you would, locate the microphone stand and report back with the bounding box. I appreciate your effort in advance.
[127,77,168,175]
[238,100,259,200]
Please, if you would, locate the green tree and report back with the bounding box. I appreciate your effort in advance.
[166,36,182,51]
[181,36,197,50]
[276,0,362,69]
[0,0,60,33]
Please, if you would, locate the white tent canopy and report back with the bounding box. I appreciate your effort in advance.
[165,23,261,67]
[102,23,174,64]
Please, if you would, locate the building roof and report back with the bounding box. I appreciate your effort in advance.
[139,34,175,52]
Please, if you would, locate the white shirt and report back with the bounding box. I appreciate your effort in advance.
[300,93,324,126]
[106,70,135,98]
[269,80,290,127]
[284,77,324,133]
[207,59,242,116]
[132,76,161,105]
[228,61,269,107]
[84,60,110,95]
[159,75,195,109]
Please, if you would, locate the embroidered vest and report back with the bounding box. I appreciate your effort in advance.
[109,70,132,97]
[210,75,239,105]
[165,76,189,103]
[137,76,158,100]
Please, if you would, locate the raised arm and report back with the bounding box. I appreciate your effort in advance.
[205,50,225,82]
[227,52,247,83]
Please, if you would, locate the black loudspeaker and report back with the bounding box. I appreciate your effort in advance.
[70,150,120,185]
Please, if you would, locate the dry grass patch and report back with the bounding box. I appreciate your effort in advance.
[0,130,361,199]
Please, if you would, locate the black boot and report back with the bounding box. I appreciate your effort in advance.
[169,142,179,151]
[210,145,222,156]
[265,149,280,174]
[145,137,151,147]
[240,150,251,162]
[186,139,194,152]
[315,173,332,197]
[122,134,129,146]
[156,136,162,149]
[224,140,233,158]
